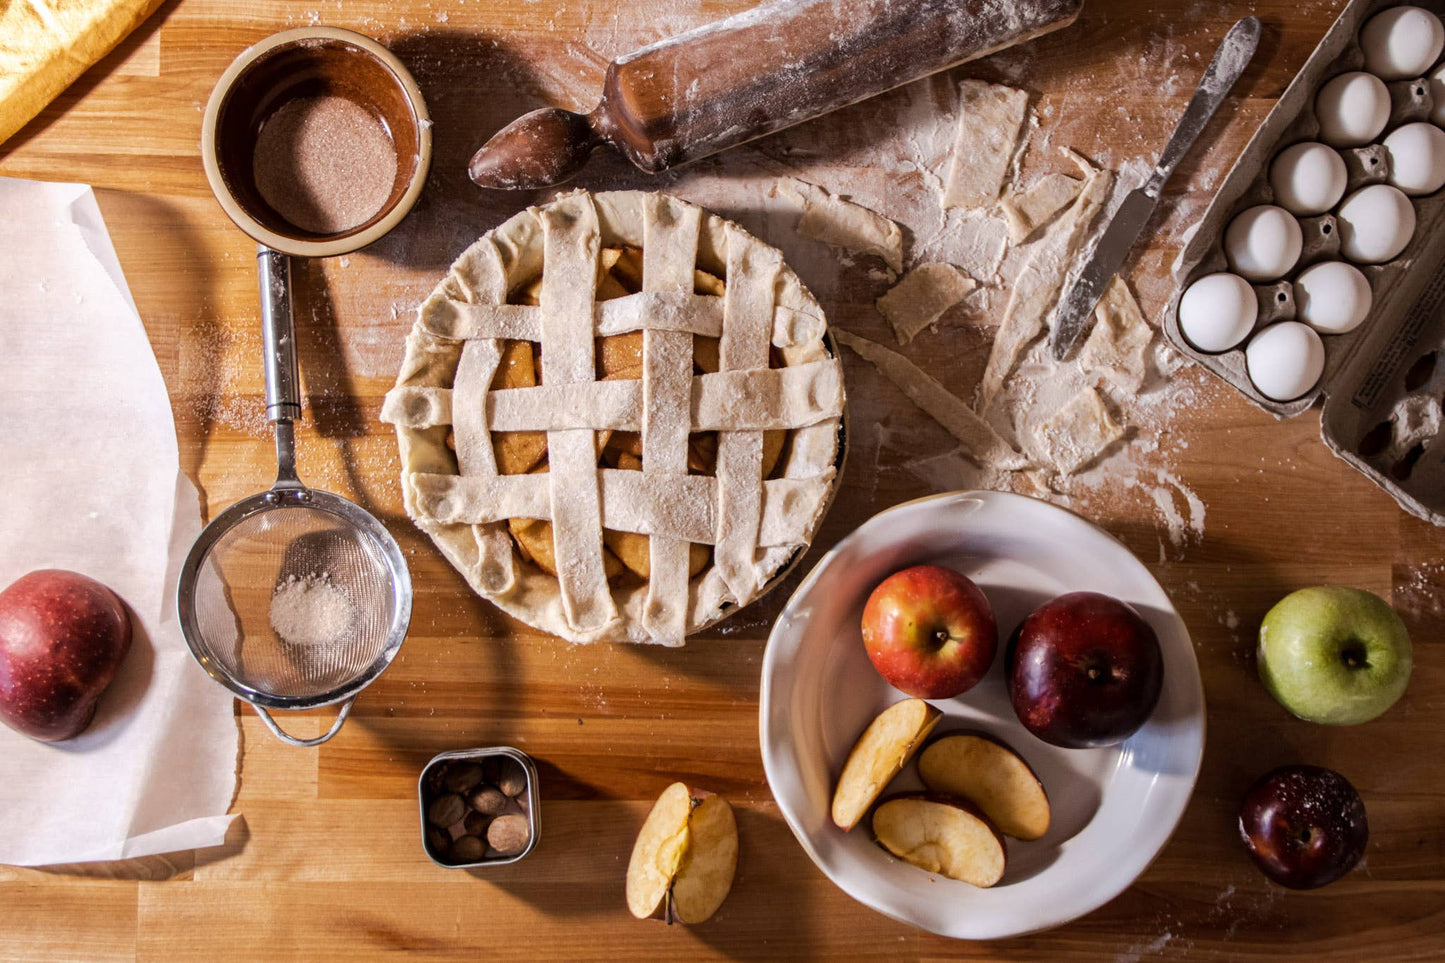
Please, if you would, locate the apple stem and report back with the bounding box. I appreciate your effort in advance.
[1342,644,1369,670]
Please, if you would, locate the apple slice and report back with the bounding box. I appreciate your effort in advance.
[871,794,1007,887]
[917,733,1050,840]
[626,782,738,924]
[670,793,739,924]
[831,698,942,831]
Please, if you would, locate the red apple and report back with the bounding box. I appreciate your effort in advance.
[861,565,997,699]
[1006,591,1163,748]
[1239,765,1368,889]
[0,570,132,742]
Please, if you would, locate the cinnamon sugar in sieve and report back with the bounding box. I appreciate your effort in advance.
[252,95,398,235]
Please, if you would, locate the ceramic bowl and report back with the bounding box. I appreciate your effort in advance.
[759,490,1205,939]
[201,27,431,258]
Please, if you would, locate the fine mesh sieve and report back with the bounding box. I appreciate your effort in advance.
[178,249,411,747]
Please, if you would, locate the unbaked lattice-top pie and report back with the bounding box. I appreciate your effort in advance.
[382,190,845,645]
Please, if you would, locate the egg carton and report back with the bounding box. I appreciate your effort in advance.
[1166,0,1445,526]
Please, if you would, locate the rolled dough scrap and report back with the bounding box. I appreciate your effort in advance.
[835,329,1029,470]
[1079,276,1154,392]
[1000,172,1083,244]
[781,179,904,274]
[942,80,1030,210]
[0,0,166,144]
[1033,385,1125,476]
[876,263,978,345]
[978,150,1114,412]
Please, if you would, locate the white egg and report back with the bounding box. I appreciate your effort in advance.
[1178,273,1258,353]
[1360,5,1445,81]
[1431,62,1445,125]
[1269,142,1348,214]
[1337,183,1416,263]
[1384,122,1445,195]
[1314,72,1391,147]
[1293,261,1373,334]
[1224,205,1304,281]
[1246,322,1327,402]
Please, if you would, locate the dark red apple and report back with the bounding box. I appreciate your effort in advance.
[1239,765,1368,889]
[0,570,132,742]
[861,565,997,699]
[1006,591,1163,748]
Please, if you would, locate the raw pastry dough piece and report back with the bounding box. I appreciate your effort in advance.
[1033,385,1125,475]
[979,151,1114,412]
[782,179,904,274]
[999,173,1083,244]
[942,80,1030,210]
[1079,277,1153,392]
[835,330,1028,469]
[876,263,978,345]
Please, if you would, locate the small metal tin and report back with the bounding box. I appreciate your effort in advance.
[418,746,540,868]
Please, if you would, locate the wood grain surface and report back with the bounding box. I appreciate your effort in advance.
[3,0,1445,959]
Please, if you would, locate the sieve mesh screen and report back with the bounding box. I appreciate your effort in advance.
[191,505,396,700]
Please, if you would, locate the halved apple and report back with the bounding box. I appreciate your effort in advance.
[917,733,1050,840]
[872,793,1006,887]
[626,782,738,924]
[831,698,942,832]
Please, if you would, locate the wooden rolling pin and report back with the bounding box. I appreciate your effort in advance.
[469,0,1084,189]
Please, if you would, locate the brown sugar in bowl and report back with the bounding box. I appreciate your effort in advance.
[201,27,431,258]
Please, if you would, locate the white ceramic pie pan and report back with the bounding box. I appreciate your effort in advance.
[759,490,1205,939]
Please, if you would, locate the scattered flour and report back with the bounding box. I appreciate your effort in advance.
[196,3,1216,565]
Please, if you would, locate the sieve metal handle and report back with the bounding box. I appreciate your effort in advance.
[253,697,355,747]
[258,246,302,487]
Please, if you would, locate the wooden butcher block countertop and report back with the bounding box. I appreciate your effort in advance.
[2,0,1443,959]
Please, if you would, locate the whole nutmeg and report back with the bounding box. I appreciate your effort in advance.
[427,792,467,828]
[495,759,528,798]
[462,810,492,837]
[451,834,486,863]
[443,762,483,794]
[425,826,450,857]
[468,786,509,816]
[481,756,501,784]
[487,813,531,856]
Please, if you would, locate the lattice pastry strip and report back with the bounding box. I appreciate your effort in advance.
[440,235,516,594]
[537,193,617,634]
[640,194,701,639]
[383,363,842,434]
[383,190,845,646]
[714,225,781,602]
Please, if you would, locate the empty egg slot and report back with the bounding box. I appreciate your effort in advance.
[1404,350,1437,390]
[1358,419,1393,456]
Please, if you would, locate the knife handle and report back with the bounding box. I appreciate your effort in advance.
[1147,17,1261,197]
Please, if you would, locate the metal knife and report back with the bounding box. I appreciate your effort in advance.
[1050,16,1261,361]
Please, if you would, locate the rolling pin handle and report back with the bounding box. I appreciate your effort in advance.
[468,107,603,190]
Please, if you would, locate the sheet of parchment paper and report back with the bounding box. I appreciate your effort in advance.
[0,177,238,866]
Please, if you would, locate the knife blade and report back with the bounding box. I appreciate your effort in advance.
[1050,16,1261,361]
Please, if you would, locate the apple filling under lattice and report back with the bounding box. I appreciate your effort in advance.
[462,246,789,588]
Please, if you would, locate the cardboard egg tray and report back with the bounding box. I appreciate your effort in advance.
[1165,0,1445,526]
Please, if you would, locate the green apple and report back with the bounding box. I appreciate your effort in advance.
[1258,587,1411,725]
